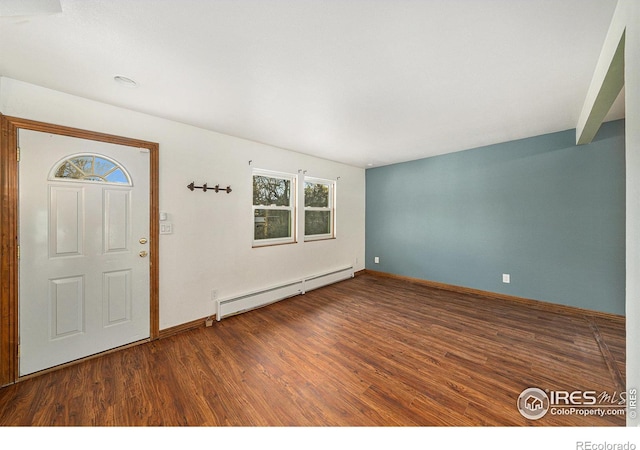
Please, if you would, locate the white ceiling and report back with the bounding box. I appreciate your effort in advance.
[0,0,625,168]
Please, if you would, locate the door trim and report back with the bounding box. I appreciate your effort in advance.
[0,114,160,386]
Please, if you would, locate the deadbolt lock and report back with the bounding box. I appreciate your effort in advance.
[139,238,148,244]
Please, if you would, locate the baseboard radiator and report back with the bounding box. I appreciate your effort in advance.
[215,265,354,321]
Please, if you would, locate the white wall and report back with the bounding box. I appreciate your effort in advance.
[0,77,366,330]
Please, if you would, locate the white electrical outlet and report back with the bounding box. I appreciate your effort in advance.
[502,274,510,284]
[160,223,173,234]
[374,256,380,264]
[211,289,218,301]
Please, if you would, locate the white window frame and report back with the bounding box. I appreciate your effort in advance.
[304,177,336,241]
[252,169,297,247]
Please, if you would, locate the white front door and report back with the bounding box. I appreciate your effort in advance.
[18,129,150,376]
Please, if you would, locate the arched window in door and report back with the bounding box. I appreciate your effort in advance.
[50,153,132,185]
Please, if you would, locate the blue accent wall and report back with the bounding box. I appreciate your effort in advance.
[365,120,625,315]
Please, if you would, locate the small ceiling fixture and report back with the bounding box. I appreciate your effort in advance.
[113,75,137,88]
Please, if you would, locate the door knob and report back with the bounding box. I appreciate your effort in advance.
[139,250,148,258]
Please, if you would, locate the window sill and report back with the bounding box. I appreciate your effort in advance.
[304,236,336,243]
[252,240,297,249]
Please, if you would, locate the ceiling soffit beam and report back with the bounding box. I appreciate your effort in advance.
[576,34,624,145]
[576,1,627,145]
[0,0,62,17]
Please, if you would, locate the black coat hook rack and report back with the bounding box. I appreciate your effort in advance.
[187,182,232,194]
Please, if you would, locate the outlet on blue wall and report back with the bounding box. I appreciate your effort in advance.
[365,120,625,315]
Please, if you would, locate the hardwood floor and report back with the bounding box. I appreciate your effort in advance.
[0,273,626,426]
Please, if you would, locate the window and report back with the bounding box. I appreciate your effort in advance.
[304,177,335,240]
[51,154,131,185]
[253,170,296,246]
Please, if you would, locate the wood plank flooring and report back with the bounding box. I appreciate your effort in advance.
[0,273,626,426]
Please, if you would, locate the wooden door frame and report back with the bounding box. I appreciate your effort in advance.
[0,114,160,386]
